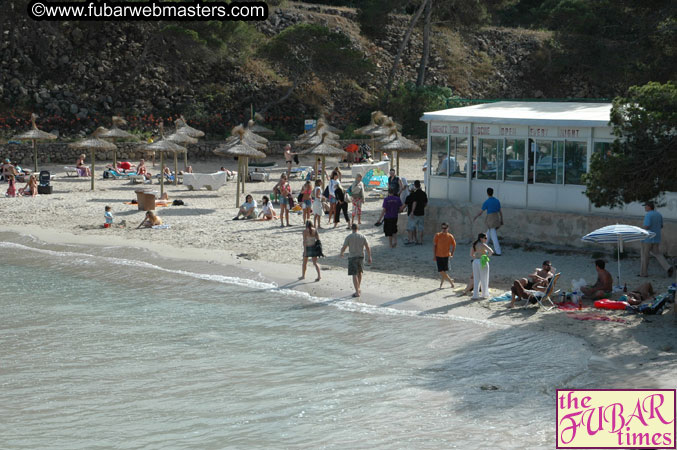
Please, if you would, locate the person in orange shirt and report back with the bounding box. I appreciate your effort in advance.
[433,222,456,289]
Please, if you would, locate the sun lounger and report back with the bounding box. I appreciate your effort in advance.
[183,172,227,190]
[64,166,80,177]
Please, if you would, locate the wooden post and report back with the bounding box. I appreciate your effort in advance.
[33,140,38,173]
[174,152,178,186]
[184,151,188,172]
[235,158,241,208]
[396,151,400,176]
[321,156,326,189]
[90,148,95,191]
[241,156,247,195]
[113,148,117,169]
[160,151,165,197]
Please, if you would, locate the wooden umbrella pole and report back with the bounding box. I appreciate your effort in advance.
[174,152,178,186]
[90,148,95,190]
[113,148,117,168]
[321,156,326,189]
[160,151,165,197]
[184,151,188,172]
[33,140,38,173]
[242,156,247,194]
[236,158,241,208]
[396,152,400,176]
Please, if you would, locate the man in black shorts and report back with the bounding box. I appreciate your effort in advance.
[507,260,554,308]
[374,188,405,248]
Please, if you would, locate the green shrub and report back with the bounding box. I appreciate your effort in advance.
[385,83,457,137]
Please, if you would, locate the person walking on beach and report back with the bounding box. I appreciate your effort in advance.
[327,171,339,225]
[406,180,427,245]
[473,188,503,255]
[388,168,404,196]
[301,221,322,281]
[470,233,493,299]
[333,181,350,229]
[311,179,324,229]
[640,201,673,277]
[340,223,372,298]
[284,144,297,178]
[374,188,404,248]
[350,173,365,226]
[433,223,456,289]
[278,174,292,227]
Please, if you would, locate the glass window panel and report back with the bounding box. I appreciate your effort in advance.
[477,139,499,180]
[452,138,468,178]
[594,142,612,161]
[431,135,449,176]
[565,141,587,185]
[534,140,564,184]
[504,139,525,182]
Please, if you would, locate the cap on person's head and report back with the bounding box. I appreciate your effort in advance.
[414,180,421,188]
[4,158,9,163]
[351,223,358,231]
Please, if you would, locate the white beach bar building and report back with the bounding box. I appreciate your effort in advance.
[419,101,677,250]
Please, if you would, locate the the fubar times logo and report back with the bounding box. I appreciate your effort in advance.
[556,389,676,449]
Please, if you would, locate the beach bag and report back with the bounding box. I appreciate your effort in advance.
[486,212,501,229]
[322,186,329,199]
[293,154,300,165]
[314,239,325,257]
[297,192,303,203]
[287,193,295,208]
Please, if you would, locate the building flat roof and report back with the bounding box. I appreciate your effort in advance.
[421,101,612,127]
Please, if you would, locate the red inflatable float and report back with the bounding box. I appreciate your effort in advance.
[594,299,629,310]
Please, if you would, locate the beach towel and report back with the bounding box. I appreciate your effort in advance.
[556,302,584,310]
[565,312,626,323]
[151,224,171,230]
[124,201,170,207]
[489,292,512,302]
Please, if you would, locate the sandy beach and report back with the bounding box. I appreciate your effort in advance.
[1,153,675,389]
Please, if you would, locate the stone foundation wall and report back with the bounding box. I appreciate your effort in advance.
[426,200,677,256]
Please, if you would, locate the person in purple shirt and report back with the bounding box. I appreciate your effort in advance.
[375,188,405,248]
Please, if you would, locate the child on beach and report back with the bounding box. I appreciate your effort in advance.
[104,206,113,228]
[5,174,16,197]
[137,211,162,228]
[311,179,324,230]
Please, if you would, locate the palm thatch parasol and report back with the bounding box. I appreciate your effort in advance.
[362,116,399,161]
[139,124,187,197]
[165,126,198,186]
[69,127,117,190]
[175,115,205,168]
[379,129,421,175]
[354,111,385,135]
[12,113,58,173]
[306,133,344,188]
[100,116,138,168]
[294,125,339,146]
[215,129,266,207]
[247,119,275,137]
[316,117,343,134]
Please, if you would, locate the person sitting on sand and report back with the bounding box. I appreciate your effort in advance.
[233,194,258,220]
[507,260,554,308]
[581,259,613,300]
[18,174,38,197]
[257,195,277,221]
[137,211,162,229]
[621,282,655,305]
[136,159,152,181]
[5,174,16,197]
[76,154,91,177]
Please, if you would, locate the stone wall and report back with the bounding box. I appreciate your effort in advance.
[426,200,677,256]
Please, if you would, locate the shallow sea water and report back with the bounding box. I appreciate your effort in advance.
[0,233,601,449]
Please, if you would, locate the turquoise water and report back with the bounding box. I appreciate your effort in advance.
[0,235,597,449]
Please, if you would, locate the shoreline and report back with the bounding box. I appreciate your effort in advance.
[3,224,676,390]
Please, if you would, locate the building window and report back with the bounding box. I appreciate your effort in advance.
[452,137,468,178]
[594,141,612,160]
[534,140,564,184]
[565,141,587,185]
[431,135,449,176]
[476,139,502,180]
[504,139,525,182]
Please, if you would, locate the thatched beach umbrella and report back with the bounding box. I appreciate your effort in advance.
[100,116,137,168]
[12,113,58,173]
[294,125,339,146]
[354,111,385,136]
[379,129,421,175]
[140,137,187,197]
[166,128,198,186]
[247,119,275,137]
[175,115,205,168]
[306,133,344,188]
[214,139,265,207]
[69,127,117,191]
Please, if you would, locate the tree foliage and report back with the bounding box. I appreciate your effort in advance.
[584,81,677,208]
[385,83,458,137]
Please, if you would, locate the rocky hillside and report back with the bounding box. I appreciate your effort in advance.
[0,1,613,138]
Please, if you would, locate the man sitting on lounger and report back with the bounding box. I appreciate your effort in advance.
[507,260,554,308]
[581,259,613,300]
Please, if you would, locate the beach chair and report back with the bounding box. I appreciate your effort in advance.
[64,166,80,177]
[522,272,560,310]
